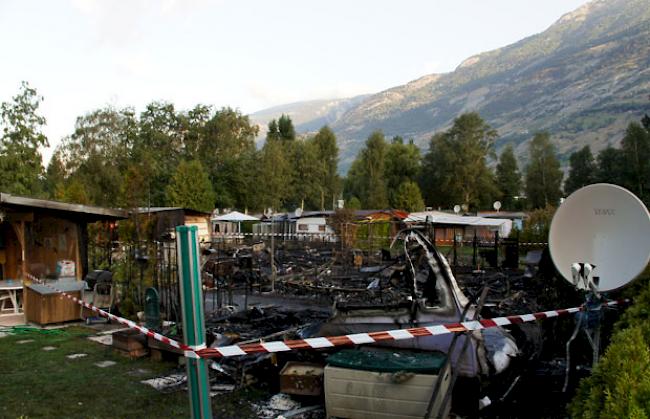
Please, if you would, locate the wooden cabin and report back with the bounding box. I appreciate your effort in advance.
[0,193,128,282]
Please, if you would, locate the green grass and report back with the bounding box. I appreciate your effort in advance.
[0,326,264,418]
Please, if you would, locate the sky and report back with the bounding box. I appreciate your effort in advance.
[0,0,590,162]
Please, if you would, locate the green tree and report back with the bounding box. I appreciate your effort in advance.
[257,138,291,211]
[596,146,625,185]
[0,81,48,196]
[393,181,425,212]
[385,136,421,208]
[43,150,66,199]
[165,160,216,212]
[267,119,280,142]
[344,131,389,209]
[524,132,563,208]
[289,138,322,210]
[495,144,522,209]
[196,107,258,208]
[277,114,296,141]
[420,113,498,209]
[135,102,183,207]
[312,126,341,210]
[60,178,91,205]
[346,196,362,210]
[58,107,134,206]
[564,145,597,195]
[620,121,650,204]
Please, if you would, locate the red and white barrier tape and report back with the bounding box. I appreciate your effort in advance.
[198,300,626,358]
[25,273,204,359]
[24,273,626,359]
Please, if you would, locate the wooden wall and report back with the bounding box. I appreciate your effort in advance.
[26,215,81,279]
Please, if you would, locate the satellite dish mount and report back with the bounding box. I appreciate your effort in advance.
[549,184,650,392]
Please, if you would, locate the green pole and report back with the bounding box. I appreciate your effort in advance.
[176,225,212,419]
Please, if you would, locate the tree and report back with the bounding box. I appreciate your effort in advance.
[420,113,498,209]
[165,160,216,212]
[196,107,258,208]
[344,131,389,209]
[288,138,322,210]
[346,196,362,210]
[393,181,425,212]
[495,144,522,209]
[385,136,421,208]
[0,81,48,196]
[58,107,134,206]
[596,146,625,185]
[524,132,563,208]
[277,114,296,141]
[312,126,341,209]
[43,150,66,199]
[135,102,183,207]
[257,138,291,210]
[60,178,90,205]
[564,145,597,195]
[620,122,650,204]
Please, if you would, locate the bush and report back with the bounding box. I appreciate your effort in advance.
[570,271,650,418]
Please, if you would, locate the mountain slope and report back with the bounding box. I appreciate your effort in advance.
[329,0,650,171]
[249,95,369,144]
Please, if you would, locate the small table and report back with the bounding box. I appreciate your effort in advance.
[0,279,24,315]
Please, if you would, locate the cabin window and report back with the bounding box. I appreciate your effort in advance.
[298,224,308,231]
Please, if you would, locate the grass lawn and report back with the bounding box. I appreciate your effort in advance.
[0,326,264,418]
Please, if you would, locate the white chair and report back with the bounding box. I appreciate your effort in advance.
[0,293,12,312]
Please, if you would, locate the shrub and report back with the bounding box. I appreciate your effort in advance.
[570,271,650,418]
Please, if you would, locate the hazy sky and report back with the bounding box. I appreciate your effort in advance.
[0,0,590,161]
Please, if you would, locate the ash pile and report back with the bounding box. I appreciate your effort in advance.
[196,231,603,418]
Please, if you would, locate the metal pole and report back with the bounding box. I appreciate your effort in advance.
[271,217,276,292]
[176,226,212,419]
[452,228,458,269]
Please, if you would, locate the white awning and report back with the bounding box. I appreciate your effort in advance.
[405,211,512,236]
[211,211,259,222]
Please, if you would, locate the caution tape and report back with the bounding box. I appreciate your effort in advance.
[24,273,626,359]
[197,300,627,358]
[25,273,202,359]
[210,233,548,246]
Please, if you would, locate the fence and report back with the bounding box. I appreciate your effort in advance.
[87,224,548,319]
[89,239,181,324]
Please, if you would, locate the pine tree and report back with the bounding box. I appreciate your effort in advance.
[564,145,597,195]
[495,144,522,209]
[393,181,425,212]
[313,126,340,209]
[165,160,216,212]
[620,122,650,204]
[596,146,625,185]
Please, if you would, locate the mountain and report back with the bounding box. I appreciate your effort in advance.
[249,95,369,145]
[252,0,650,173]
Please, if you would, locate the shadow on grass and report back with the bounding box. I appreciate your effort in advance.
[0,326,263,418]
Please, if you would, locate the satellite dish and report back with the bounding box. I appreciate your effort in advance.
[294,207,303,218]
[493,201,502,211]
[549,184,650,292]
[453,205,461,214]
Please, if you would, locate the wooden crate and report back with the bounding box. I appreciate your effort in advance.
[24,287,82,325]
[280,361,325,396]
[112,329,146,352]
